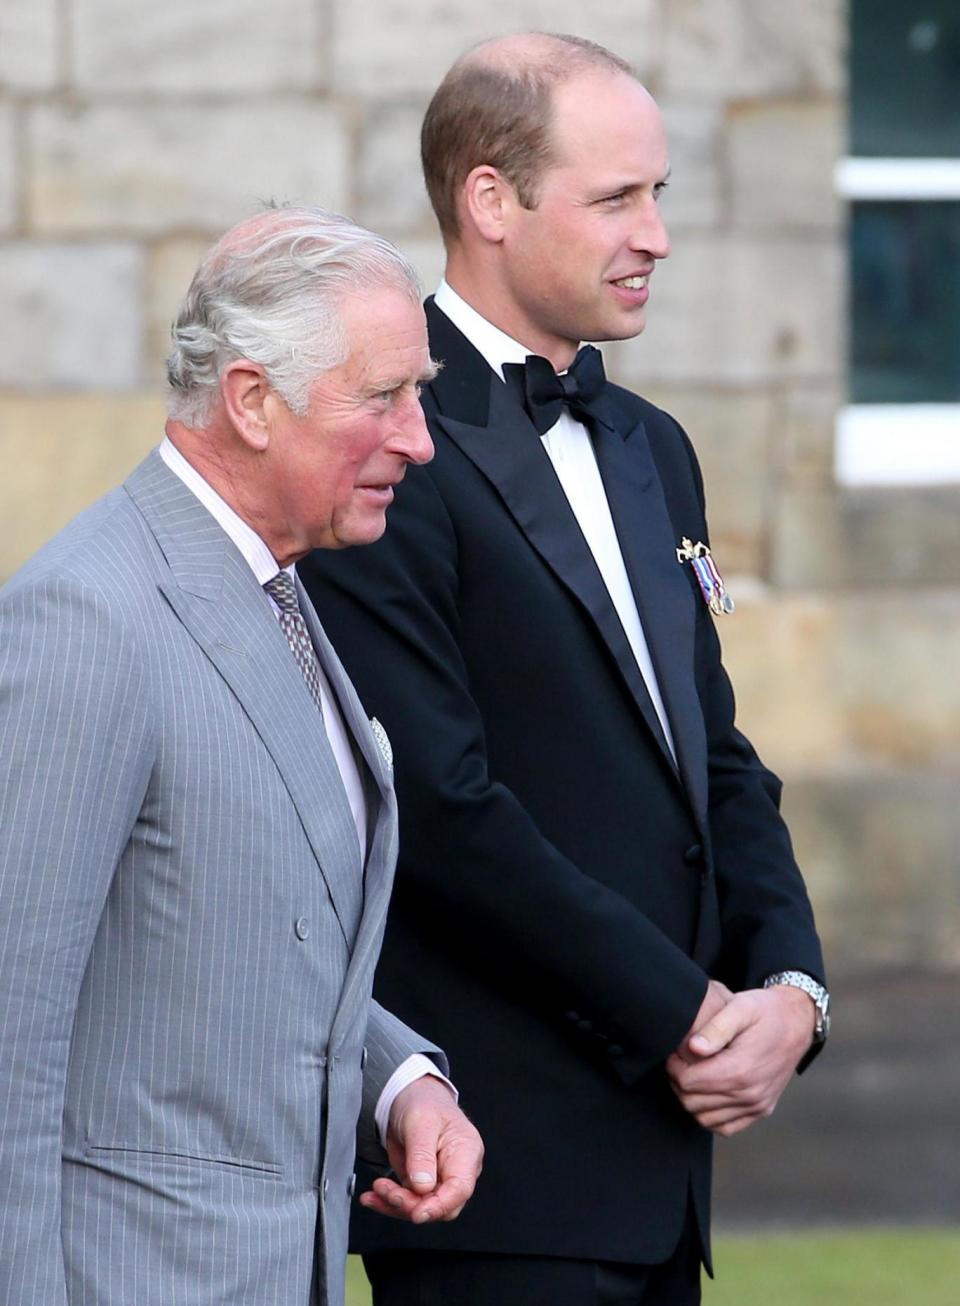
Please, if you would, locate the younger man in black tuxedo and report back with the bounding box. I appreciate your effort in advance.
[300,32,828,1306]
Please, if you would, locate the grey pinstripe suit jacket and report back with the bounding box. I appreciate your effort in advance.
[0,451,439,1306]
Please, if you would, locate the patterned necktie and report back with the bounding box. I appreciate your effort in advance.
[502,344,608,435]
[263,571,325,719]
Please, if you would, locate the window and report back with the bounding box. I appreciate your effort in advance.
[835,1,960,485]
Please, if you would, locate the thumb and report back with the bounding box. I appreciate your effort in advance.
[687,1001,748,1057]
[397,1122,440,1192]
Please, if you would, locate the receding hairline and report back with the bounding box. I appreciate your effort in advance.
[207,209,291,260]
[199,207,414,289]
[165,204,422,426]
[420,32,648,239]
[452,30,636,86]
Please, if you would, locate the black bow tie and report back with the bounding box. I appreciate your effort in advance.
[502,345,608,436]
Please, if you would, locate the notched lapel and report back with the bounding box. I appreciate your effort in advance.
[158,578,364,942]
[126,453,363,940]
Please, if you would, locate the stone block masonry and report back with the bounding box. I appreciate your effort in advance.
[0,0,59,92]
[69,0,324,94]
[0,243,142,388]
[27,102,349,236]
[0,0,957,986]
[0,104,16,233]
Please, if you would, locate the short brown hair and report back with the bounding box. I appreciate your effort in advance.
[421,33,634,241]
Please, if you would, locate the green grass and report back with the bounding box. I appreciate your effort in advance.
[703,1229,960,1306]
[346,1230,960,1305]
[346,1256,372,1305]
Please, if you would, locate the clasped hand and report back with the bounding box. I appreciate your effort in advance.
[666,979,816,1137]
[359,1076,484,1224]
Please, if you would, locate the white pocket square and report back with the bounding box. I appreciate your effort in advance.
[370,717,393,769]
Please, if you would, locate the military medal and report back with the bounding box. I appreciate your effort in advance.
[676,537,735,615]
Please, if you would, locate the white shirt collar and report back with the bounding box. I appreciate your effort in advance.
[433,279,536,381]
[159,436,290,584]
[159,441,370,856]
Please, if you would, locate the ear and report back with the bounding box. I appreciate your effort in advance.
[220,360,272,451]
[462,165,514,244]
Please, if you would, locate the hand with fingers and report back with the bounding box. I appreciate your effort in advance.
[666,984,816,1137]
[670,978,734,1067]
[359,1075,484,1225]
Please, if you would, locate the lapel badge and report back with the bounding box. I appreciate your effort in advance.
[370,717,393,769]
[676,537,735,616]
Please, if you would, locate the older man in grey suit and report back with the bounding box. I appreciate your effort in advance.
[0,206,483,1306]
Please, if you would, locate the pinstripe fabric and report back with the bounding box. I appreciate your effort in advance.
[0,451,442,1306]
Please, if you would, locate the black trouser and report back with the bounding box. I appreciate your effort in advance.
[363,1218,701,1306]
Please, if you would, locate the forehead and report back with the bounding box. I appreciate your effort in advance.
[337,287,429,378]
[546,71,667,180]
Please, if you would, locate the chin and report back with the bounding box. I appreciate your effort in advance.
[606,313,648,343]
[338,517,388,549]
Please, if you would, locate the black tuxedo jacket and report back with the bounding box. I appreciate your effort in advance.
[299,299,824,1267]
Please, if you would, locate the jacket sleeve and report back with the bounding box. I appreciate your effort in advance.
[299,464,711,1088]
[670,421,826,995]
[356,999,449,1165]
[0,575,154,1305]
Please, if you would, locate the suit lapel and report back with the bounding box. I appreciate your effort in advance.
[125,453,364,941]
[294,574,396,879]
[590,411,709,824]
[427,301,683,783]
[294,576,405,1013]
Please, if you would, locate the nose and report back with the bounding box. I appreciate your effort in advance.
[631,199,670,261]
[393,395,434,466]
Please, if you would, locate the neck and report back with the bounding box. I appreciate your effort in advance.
[443,254,579,372]
[165,420,301,566]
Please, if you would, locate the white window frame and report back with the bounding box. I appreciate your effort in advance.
[834,157,960,486]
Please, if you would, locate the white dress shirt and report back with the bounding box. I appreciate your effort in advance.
[433,281,677,761]
[159,437,452,1143]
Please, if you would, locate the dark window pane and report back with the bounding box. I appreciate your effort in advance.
[851,1,960,156]
[851,201,960,403]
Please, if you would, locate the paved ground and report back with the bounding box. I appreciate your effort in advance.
[713,969,960,1229]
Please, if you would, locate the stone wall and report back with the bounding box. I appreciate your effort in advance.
[1,0,957,972]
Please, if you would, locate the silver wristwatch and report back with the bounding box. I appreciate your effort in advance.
[763,970,830,1044]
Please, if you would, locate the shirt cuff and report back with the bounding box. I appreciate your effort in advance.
[373,1053,458,1149]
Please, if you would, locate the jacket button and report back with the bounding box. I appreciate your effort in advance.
[349,1173,357,1197]
[294,916,310,940]
[564,1010,580,1023]
[683,844,704,868]
[607,1044,625,1059]
[576,1018,593,1033]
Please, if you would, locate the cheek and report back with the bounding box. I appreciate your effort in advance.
[354,420,393,467]
[560,223,610,282]
[329,420,379,469]
[333,434,388,504]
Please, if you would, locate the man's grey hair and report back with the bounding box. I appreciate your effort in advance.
[166,205,422,427]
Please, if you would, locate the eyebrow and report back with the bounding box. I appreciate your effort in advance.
[366,358,440,395]
[590,166,672,198]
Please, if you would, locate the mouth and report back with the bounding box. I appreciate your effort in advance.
[610,274,650,291]
[608,271,652,310]
[357,481,398,504]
